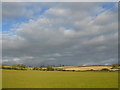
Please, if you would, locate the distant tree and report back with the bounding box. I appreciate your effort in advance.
[33,67,39,70]
[61,65,65,67]
[112,64,120,69]
[16,64,26,70]
[47,65,54,71]
[39,66,42,70]
[33,67,42,70]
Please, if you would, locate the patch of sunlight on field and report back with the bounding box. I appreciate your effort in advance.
[2,70,118,88]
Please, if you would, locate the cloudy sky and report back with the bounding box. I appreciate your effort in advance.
[2,2,118,66]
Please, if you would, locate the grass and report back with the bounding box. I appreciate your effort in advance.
[0,69,2,89]
[2,70,118,88]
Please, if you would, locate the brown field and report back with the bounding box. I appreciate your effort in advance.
[54,66,119,71]
[1,65,119,71]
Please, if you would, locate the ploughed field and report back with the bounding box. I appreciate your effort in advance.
[2,70,118,88]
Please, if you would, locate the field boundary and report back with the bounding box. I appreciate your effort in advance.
[1,88,119,90]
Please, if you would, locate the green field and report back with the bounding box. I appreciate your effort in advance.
[2,70,118,88]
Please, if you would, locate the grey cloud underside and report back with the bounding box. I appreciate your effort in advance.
[2,2,118,66]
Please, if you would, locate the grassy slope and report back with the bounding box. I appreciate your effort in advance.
[2,70,118,88]
[0,69,2,89]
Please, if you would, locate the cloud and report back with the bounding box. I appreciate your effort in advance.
[2,2,118,66]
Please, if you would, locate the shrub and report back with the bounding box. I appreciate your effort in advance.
[33,67,42,70]
[16,64,26,70]
[47,65,54,71]
[100,68,110,71]
[112,64,120,69]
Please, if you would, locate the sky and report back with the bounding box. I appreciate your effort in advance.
[2,2,118,66]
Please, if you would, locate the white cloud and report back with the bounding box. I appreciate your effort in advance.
[45,8,70,16]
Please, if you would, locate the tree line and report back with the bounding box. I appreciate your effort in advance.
[1,64,120,71]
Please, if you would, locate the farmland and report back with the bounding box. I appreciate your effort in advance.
[1,64,119,71]
[2,70,118,88]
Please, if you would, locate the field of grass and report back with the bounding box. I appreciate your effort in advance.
[2,70,118,88]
